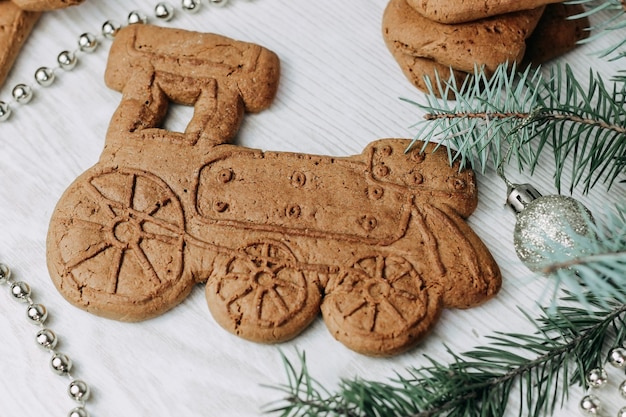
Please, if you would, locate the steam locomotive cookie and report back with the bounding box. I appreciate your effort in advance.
[0,0,84,88]
[46,25,501,356]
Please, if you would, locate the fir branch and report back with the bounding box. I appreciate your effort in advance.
[405,63,626,192]
[566,0,626,59]
[542,203,626,308]
[267,300,626,417]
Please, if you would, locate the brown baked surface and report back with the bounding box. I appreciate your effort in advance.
[46,25,501,355]
[383,0,544,74]
[11,0,83,11]
[383,1,589,97]
[524,2,590,66]
[0,1,40,88]
[406,0,562,24]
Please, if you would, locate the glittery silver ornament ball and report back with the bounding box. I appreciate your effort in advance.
[513,194,595,272]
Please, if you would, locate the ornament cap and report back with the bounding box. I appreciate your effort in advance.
[506,183,542,214]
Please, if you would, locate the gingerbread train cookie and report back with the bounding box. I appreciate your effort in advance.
[46,25,501,356]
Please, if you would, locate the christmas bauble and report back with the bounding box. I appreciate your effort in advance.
[508,185,595,272]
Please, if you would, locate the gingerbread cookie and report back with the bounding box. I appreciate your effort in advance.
[523,2,590,66]
[47,25,501,355]
[383,0,544,75]
[388,53,469,99]
[383,1,589,97]
[12,0,83,11]
[406,0,562,24]
[0,1,40,88]
[0,0,84,88]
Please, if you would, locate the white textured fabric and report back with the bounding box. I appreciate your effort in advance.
[0,1,624,415]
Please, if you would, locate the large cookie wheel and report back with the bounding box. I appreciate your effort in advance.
[206,240,322,343]
[321,255,443,356]
[47,168,193,321]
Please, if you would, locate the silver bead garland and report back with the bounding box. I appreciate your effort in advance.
[1,262,92,417]
[0,0,234,122]
[579,350,626,416]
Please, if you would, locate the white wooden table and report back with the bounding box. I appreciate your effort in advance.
[0,1,624,415]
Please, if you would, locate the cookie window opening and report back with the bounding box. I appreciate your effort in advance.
[161,101,195,134]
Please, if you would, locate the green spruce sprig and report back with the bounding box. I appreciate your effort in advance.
[404,63,626,193]
[540,203,626,309]
[566,0,626,59]
[266,295,626,417]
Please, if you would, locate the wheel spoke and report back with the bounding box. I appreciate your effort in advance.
[272,275,303,292]
[375,256,386,280]
[387,263,414,284]
[129,242,161,285]
[222,279,254,305]
[253,287,268,320]
[141,230,182,246]
[64,240,112,271]
[392,288,419,301]
[267,288,290,318]
[364,304,377,332]
[379,298,408,324]
[127,173,138,209]
[106,247,124,294]
[340,297,368,318]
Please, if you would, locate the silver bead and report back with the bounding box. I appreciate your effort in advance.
[209,0,229,7]
[78,33,98,53]
[618,406,626,417]
[11,281,31,302]
[608,347,626,368]
[68,380,91,402]
[619,380,626,398]
[101,20,121,39]
[12,84,33,104]
[35,67,55,87]
[27,303,48,324]
[0,101,10,122]
[57,51,77,70]
[586,368,608,388]
[155,2,175,20]
[68,406,89,417]
[128,10,148,25]
[579,394,602,415]
[36,328,58,350]
[0,263,11,284]
[51,353,72,375]
[181,0,202,13]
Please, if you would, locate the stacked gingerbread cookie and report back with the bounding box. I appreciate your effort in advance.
[0,0,84,88]
[382,0,589,95]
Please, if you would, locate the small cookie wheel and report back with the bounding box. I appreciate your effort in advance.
[321,255,443,356]
[206,240,322,343]
[47,168,193,321]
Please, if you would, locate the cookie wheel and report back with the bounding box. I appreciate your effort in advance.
[321,255,443,356]
[47,167,192,321]
[206,240,322,343]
